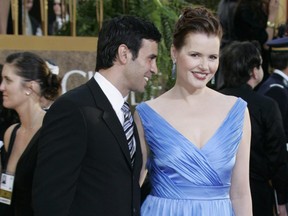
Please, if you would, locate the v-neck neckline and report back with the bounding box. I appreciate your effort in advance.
[142,98,240,151]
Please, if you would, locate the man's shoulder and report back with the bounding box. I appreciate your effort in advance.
[265,82,288,95]
[258,76,283,93]
[223,87,278,111]
[51,82,93,109]
[267,73,288,89]
[62,79,98,98]
[253,93,280,111]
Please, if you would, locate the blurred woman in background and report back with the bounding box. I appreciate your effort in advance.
[0,52,61,216]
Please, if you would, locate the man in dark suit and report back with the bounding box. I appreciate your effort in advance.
[258,37,288,147]
[219,41,288,216]
[32,15,161,216]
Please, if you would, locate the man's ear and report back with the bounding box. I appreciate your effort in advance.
[250,67,257,79]
[117,44,129,64]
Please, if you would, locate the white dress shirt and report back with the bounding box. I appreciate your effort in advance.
[94,72,127,125]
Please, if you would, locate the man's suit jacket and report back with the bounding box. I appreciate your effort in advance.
[32,78,142,216]
[221,84,288,207]
[257,73,288,142]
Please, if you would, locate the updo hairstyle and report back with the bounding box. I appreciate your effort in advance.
[5,52,62,101]
[173,7,223,50]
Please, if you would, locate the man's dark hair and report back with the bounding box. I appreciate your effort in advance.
[270,51,288,70]
[95,15,161,71]
[220,40,262,87]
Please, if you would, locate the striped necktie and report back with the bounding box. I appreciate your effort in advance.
[121,102,136,166]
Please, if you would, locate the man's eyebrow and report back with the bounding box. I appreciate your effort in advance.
[149,54,157,59]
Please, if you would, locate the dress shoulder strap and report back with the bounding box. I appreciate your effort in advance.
[7,124,20,155]
[1,123,21,170]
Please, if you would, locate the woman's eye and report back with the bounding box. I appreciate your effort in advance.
[190,53,199,57]
[209,56,218,60]
[4,78,12,83]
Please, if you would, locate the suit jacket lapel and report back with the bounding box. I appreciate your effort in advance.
[86,78,133,167]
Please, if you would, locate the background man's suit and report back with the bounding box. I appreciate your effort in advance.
[258,72,288,143]
[221,84,288,216]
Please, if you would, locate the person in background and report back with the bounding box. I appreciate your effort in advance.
[215,0,279,90]
[0,52,62,216]
[23,0,42,36]
[217,0,239,49]
[220,40,288,216]
[50,0,70,35]
[0,64,19,175]
[0,1,10,34]
[135,7,252,216]
[258,37,288,153]
[32,15,161,216]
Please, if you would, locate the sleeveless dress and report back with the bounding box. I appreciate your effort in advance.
[0,124,41,216]
[136,98,247,216]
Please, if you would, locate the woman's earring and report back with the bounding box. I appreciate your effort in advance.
[25,91,31,96]
[171,61,176,79]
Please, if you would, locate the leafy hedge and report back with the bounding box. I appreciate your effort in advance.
[65,0,220,100]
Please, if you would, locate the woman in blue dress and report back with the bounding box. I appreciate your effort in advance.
[134,7,253,216]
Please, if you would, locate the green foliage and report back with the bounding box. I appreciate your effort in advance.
[185,0,219,11]
[54,21,71,36]
[76,0,98,36]
[67,0,220,100]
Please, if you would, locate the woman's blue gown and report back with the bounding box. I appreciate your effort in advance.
[136,98,247,216]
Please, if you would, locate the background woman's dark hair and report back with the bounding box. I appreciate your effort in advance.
[234,0,268,44]
[95,15,162,71]
[5,52,62,101]
[173,6,223,50]
[237,0,269,15]
[221,40,262,87]
[217,0,240,48]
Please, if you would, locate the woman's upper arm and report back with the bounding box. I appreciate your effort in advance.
[230,107,253,215]
[134,110,149,186]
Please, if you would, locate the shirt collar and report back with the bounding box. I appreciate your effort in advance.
[274,69,288,82]
[94,72,126,113]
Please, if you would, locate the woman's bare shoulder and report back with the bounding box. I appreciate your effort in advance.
[3,123,19,149]
[212,89,239,107]
[144,92,171,110]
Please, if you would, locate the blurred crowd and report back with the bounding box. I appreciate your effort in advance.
[0,1,288,216]
[0,0,70,36]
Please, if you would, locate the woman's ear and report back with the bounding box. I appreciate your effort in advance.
[24,81,32,95]
[25,80,38,96]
